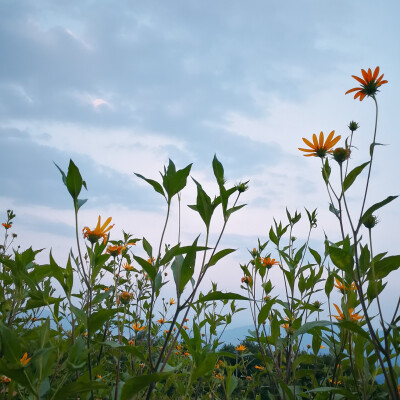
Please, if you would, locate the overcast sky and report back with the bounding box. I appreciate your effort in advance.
[1,0,399,328]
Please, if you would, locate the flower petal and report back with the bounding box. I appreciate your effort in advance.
[372,66,380,80]
[302,137,315,149]
[352,75,367,85]
[319,131,324,148]
[345,87,361,94]
[361,69,369,82]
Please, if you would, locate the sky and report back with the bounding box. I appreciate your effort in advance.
[1,0,400,329]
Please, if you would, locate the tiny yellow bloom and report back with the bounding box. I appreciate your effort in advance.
[169,298,176,305]
[235,344,246,352]
[82,216,114,244]
[132,322,146,332]
[299,131,341,158]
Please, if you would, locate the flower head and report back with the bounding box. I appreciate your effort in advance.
[169,298,176,305]
[2,223,12,229]
[82,216,114,244]
[259,257,279,268]
[157,318,166,324]
[241,275,253,285]
[119,291,132,305]
[106,244,126,257]
[235,344,246,352]
[332,147,351,164]
[123,263,135,272]
[0,376,11,383]
[334,278,357,293]
[299,131,341,158]
[255,365,264,370]
[20,352,31,366]
[132,322,146,332]
[345,67,388,101]
[332,304,362,322]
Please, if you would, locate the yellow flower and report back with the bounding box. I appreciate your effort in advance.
[82,216,114,244]
[20,353,31,366]
[147,257,155,264]
[320,345,326,349]
[169,298,176,305]
[332,304,363,322]
[299,131,341,158]
[345,66,388,101]
[235,344,246,352]
[107,244,126,256]
[132,322,146,332]
[255,365,264,370]
[123,263,135,272]
[259,257,279,268]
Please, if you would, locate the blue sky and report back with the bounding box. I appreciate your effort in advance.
[1,0,399,327]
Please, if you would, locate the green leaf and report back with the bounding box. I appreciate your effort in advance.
[368,255,400,280]
[162,160,192,200]
[120,372,172,399]
[269,227,279,246]
[191,353,217,381]
[336,321,370,341]
[329,246,353,274]
[66,159,85,201]
[258,299,276,325]
[322,158,331,184]
[362,195,398,222]
[142,237,153,259]
[133,255,157,281]
[0,321,22,363]
[53,380,108,400]
[306,387,358,399]
[195,291,249,304]
[343,162,369,192]
[208,248,236,267]
[293,320,333,338]
[370,142,386,157]
[54,162,67,186]
[70,304,86,325]
[89,308,123,334]
[212,154,225,185]
[309,248,321,265]
[325,273,334,297]
[134,173,166,200]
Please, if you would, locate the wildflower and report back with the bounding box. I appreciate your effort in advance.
[235,344,246,352]
[184,352,190,357]
[97,374,102,379]
[345,66,388,101]
[176,345,182,351]
[255,365,264,370]
[0,376,11,383]
[215,373,224,380]
[184,318,189,322]
[163,330,169,334]
[104,287,109,292]
[169,298,176,305]
[332,304,363,322]
[128,340,135,346]
[332,147,351,164]
[246,376,252,381]
[132,322,145,332]
[158,318,166,324]
[106,244,126,257]
[241,275,253,285]
[329,379,342,385]
[119,291,131,305]
[82,216,114,244]
[183,325,189,330]
[123,263,135,272]
[236,181,249,193]
[2,223,11,229]
[320,345,326,349]
[299,131,341,158]
[313,301,322,309]
[264,295,271,301]
[83,332,88,336]
[334,278,357,293]
[147,257,155,264]
[31,317,37,322]
[20,353,31,366]
[259,257,279,268]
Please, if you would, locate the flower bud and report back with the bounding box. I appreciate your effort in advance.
[348,121,359,132]
[332,147,351,164]
[362,214,379,229]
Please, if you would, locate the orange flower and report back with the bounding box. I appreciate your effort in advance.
[123,263,135,272]
[259,257,279,268]
[132,322,146,332]
[163,330,169,334]
[183,325,189,330]
[176,344,182,351]
[235,344,246,352]
[255,365,264,370]
[241,275,253,285]
[157,318,166,324]
[0,376,11,383]
[20,353,31,366]
[128,339,135,346]
[119,291,131,305]
[345,66,388,101]
[106,244,126,256]
[2,223,12,229]
[104,287,109,292]
[147,257,155,264]
[334,278,357,293]
[246,376,252,381]
[169,298,176,305]
[299,131,341,158]
[332,304,363,322]
[82,216,114,244]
